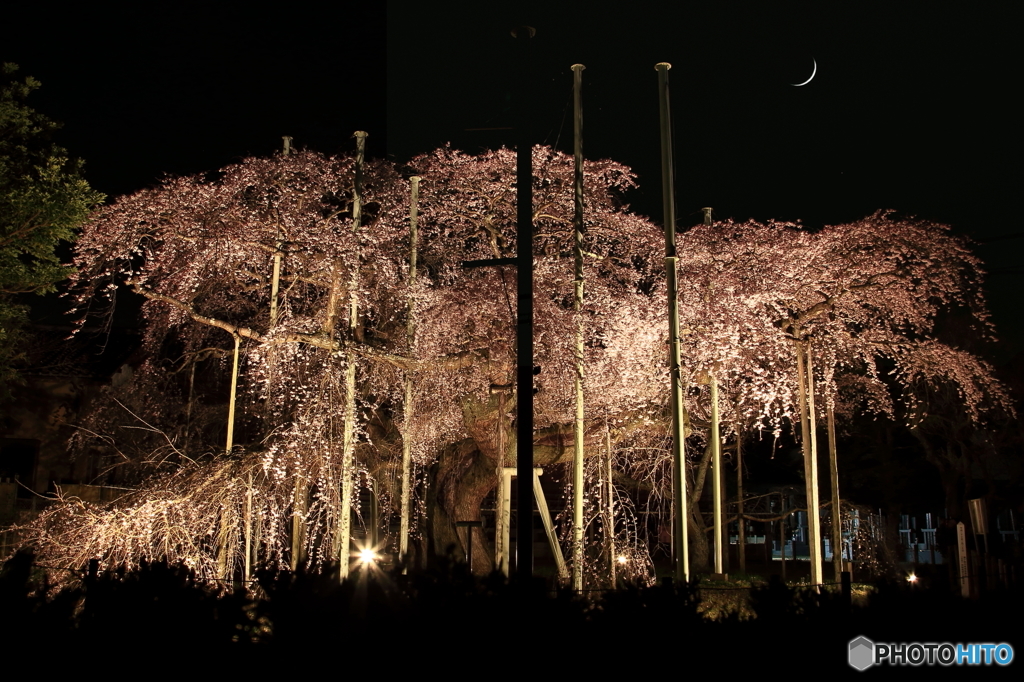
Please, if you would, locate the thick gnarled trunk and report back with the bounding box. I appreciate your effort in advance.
[426,439,497,574]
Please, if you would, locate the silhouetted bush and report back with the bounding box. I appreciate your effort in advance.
[2,550,1019,671]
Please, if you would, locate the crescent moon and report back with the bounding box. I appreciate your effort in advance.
[791,58,817,86]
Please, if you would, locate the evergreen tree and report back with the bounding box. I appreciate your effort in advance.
[0,63,104,396]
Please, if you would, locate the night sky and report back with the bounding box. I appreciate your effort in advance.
[388,3,1022,359]
[5,4,386,198]
[4,2,1021,355]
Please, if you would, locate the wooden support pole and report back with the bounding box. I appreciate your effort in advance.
[605,418,616,587]
[534,468,569,580]
[710,374,723,575]
[339,130,368,582]
[226,334,240,454]
[290,469,306,572]
[369,474,380,549]
[399,176,421,572]
[244,469,253,582]
[796,339,823,587]
[493,466,566,580]
[270,135,290,328]
[495,467,513,576]
[827,401,843,581]
[277,139,307,572]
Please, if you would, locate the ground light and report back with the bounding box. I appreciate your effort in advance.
[351,539,384,572]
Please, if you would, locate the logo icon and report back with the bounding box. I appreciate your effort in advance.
[849,636,875,671]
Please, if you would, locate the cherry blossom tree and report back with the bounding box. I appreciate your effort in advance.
[24,143,674,585]
[50,143,414,580]
[668,212,1011,574]
[396,145,670,576]
[19,136,1008,589]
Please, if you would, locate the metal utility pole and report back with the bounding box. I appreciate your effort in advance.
[655,62,689,583]
[514,26,536,580]
[571,63,586,592]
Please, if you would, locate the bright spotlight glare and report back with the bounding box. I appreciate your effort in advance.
[907,573,918,583]
[359,548,378,564]
[617,555,628,565]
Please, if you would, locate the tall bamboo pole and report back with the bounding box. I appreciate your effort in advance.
[656,62,689,583]
[571,63,586,592]
[369,474,379,549]
[226,334,240,454]
[827,400,843,581]
[400,176,420,571]
[805,340,823,586]
[710,373,723,574]
[706,207,735,575]
[271,136,290,327]
[795,339,823,586]
[277,136,307,572]
[339,130,368,582]
[496,465,512,576]
[222,334,241,581]
[605,418,616,587]
[244,469,253,582]
[290,470,305,571]
[269,230,283,324]
[493,389,510,575]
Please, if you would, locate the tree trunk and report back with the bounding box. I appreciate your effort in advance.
[688,498,711,573]
[686,438,716,572]
[427,439,496,574]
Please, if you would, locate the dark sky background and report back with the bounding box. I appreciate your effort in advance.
[388,2,1022,361]
[4,2,1021,358]
[5,3,386,198]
